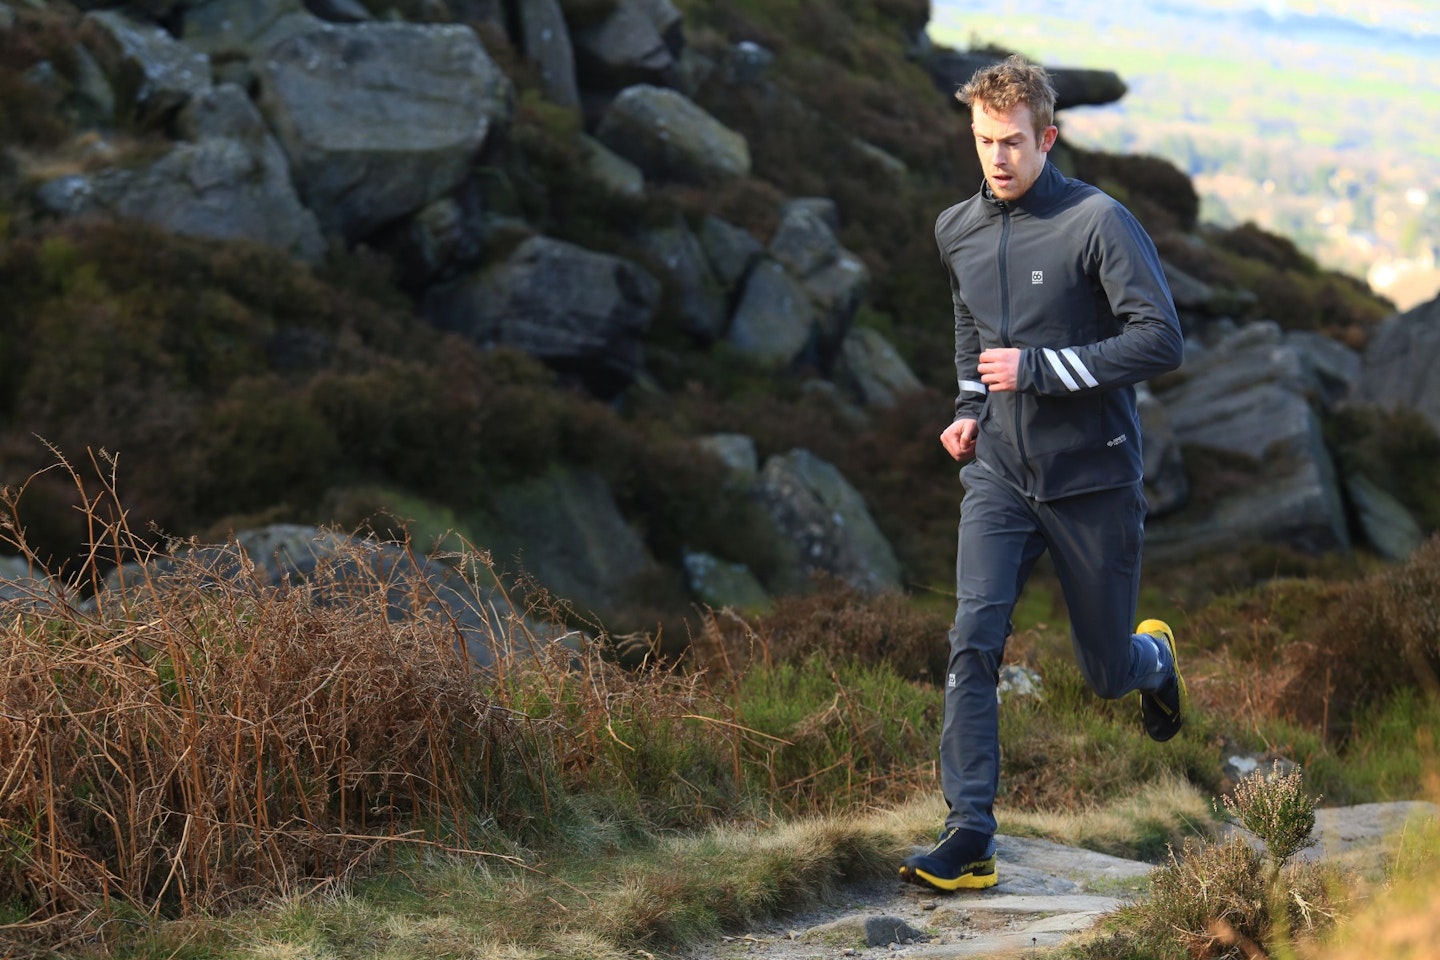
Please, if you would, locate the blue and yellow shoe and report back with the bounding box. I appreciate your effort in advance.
[1137,618,1186,742]
[898,827,998,891]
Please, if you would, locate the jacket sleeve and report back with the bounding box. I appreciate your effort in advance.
[1018,201,1184,397]
[941,227,987,422]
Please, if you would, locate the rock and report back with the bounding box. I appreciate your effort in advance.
[769,202,841,278]
[923,50,1126,110]
[997,664,1043,702]
[1149,321,1349,555]
[753,448,902,595]
[516,0,580,109]
[484,468,660,616]
[256,20,513,240]
[578,134,646,196]
[800,250,869,355]
[572,0,677,90]
[303,0,371,23]
[80,9,213,129]
[723,39,773,86]
[699,215,764,292]
[422,235,660,394]
[1137,383,1188,516]
[182,2,315,61]
[695,433,759,483]
[683,550,770,613]
[37,85,326,262]
[596,84,750,185]
[1343,471,1423,560]
[639,220,728,341]
[834,327,922,409]
[375,189,487,289]
[1356,293,1440,433]
[726,259,816,366]
[1288,330,1361,411]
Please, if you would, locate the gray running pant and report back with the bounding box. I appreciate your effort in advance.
[941,463,1166,836]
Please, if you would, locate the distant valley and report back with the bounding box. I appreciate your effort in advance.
[930,0,1440,310]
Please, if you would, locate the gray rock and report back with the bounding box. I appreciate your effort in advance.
[1343,471,1423,560]
[596,84,750,185]
[769,202,840,278]
[753,448,902,595]
[182,1,315,60]
[723,40,773,86]
[699,215,764,292]
[1357,293,1440,433]
[578,134,646,196]
[516,0,580,109]
[997,664,1043,702]
[835,327,922,409]
[683,550,770,613]
[304,0,371,22]
[1288,329,1361,411]
[572,0,676,89]
[38,88,326,262]
[1150,321,1349,555]
[726,259,815,366]
[863,916,924,948]
[80,9,213,129]
[1137,383,1188,516]
[379,192,487,288]
[640,221,728,341]
[696,433,759,482]
[800,250,869,354]
[486,468,659,616]
[423,235,660,391]
[257,21,513,240]
[924,50,1126,110]
[1162,260,1216,314]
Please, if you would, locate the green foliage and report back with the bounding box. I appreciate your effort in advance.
[1071,147,1201,235]
[1327,405,1440,535]
[1221,762,1319,865]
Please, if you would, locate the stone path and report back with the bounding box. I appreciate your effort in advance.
[691,802,1438,960]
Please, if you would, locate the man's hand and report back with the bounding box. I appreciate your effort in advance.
[978,347,1021,392]
[940,418,979,462]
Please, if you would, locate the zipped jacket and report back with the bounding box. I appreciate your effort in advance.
[937,161,1184,502]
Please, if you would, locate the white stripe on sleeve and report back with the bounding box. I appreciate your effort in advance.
[1061,347,1101,388]
[960,379,988,395]
[1043,348,1081,392]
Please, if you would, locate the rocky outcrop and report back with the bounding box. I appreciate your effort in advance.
[640,220,728,341]
[422,235,661,392]
[571,0,682,90]
[36,83,324,262]
[683,550,770,613]
[1138,384,1188,516]
[726,259,816,366]
[1356,292,1440,433]
[753,448,903,595]
[595,84,750,185]
[80,9,212,128]
[516,0,581,109]
[256,21,513,240]
[923,50,1126,109]
[834,327,923,409]
[699,215,765,292]
[1148,322,1349,556]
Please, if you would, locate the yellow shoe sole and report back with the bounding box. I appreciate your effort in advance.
[898,858,998,891]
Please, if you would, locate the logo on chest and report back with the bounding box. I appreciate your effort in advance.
[1031,270,1044,285]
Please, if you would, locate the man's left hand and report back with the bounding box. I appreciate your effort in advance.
[978,348,1021,392]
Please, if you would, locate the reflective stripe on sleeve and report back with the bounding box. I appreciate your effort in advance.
[1042,348,1081,392]
[1060,347,1101,388]
[960,379,988,395]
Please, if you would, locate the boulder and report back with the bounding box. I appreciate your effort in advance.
[516,0,581,109]
[595,84,750,185]
[578,134,645,196]
[767,200,869,355]
[422,235,660,393]
[181,0,310,60]
[484,468,660,616]
[769,202,841,278]
[1137,383,1188,516]
[834,327,923,409]
[722,40,774,86]
[1342,471,1423,560]
[303,0,371,23]
[80,9,213,129]
[1148,322,1349,556]
[695,433,759,483]
[572,0,678,89]
[639,220,727,341]
[683,550,770,613]
[256,21,513,240]
[36,85,325,262]
[924,50,1126,110]
[1356,293,1440,433]
[801,250,869,355]
[375,188,488,289]
[752,448,903,595]
[699,214,764,292]
[726,259,816,366]
[1288,329,1361,411]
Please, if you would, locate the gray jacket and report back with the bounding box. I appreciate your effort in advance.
[937,161,1184,501]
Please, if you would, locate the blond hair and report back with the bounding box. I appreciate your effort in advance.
[957,55,1057,139]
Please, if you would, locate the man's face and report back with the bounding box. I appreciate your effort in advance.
[971,100,1058,202]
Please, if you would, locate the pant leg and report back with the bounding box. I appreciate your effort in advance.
[1040,482,1167,699]
[941,465,1047,835]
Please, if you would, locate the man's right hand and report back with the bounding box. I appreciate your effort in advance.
[940,418,979,462]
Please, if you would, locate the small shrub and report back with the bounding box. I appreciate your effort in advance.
[1222,762,1319,866]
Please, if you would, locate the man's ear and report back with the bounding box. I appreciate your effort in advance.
[1040,125,1059,153]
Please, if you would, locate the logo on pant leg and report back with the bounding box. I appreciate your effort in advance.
[948,673,957,688]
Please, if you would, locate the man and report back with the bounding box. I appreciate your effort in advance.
[898,56,1187,892]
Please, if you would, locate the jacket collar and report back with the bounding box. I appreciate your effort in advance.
[981,160,1064,215]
